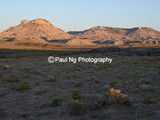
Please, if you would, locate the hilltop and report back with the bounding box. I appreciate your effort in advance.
[69,26,160,44]
[0,19,160,50]
[0,19,71,42]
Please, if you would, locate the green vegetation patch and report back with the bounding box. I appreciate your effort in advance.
[71,88,80,100]
[52,98,63,107]
[16,83,29,91]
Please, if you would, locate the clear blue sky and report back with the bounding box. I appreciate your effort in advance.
[0,0,160,32]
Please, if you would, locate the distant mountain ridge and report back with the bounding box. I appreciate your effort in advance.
[0,19,160,47]
[69,26,160,42]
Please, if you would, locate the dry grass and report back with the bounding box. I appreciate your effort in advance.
[106,88,128,104]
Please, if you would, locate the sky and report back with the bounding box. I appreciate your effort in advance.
[0,0,160,32]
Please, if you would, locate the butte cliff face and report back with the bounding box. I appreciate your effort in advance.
[0,19,71,42]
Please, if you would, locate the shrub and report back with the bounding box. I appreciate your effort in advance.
[68,101,87,116]
[5,75,19,82]
[52,98,63,107]
[3,65,11,70]
[16,83,29,91]
[71,88,79,100]
[106,88,128,104]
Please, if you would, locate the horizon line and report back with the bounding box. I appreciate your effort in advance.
[0,18,160,33]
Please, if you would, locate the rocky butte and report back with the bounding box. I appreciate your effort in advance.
[0,18,71,42]
[0,19,160,48]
